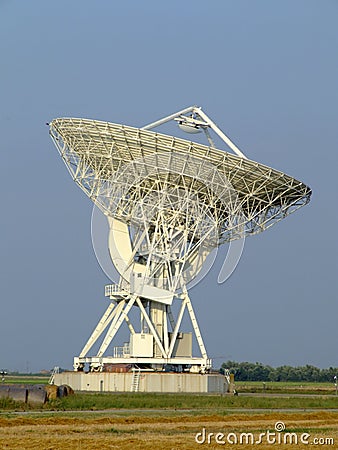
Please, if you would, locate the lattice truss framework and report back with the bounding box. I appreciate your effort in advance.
[49,115,311,371]
[50,117,311,246]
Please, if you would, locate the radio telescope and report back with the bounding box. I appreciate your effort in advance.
[49,106,311,375]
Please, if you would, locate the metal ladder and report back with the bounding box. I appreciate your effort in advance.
[49,366,60,385]
[130,367,141,392]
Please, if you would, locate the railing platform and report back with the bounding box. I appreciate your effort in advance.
[104,284,129,298]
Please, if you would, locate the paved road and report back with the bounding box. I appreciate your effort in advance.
[1,406,338,416]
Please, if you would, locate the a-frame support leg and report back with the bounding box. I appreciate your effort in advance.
[97,295,136,357]
[79,301,117,358]
[183,288,208,360]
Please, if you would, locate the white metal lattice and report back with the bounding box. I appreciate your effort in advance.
[49,107,311,372]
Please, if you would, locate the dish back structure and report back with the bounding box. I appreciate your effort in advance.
[50,106,311,373]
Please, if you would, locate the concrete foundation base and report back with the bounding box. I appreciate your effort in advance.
[54,371,228,393]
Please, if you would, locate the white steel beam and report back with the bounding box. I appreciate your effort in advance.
[167,305,176,331]
[183,288,208,359]
[163,306,169,353]
[168,297,187,358]
[79,302,116,358]
[194,107,247,159]
[135,297,167,358]
[96,299,128,357]
[124,314,135,335]
[142,106,196,130]
[77,355,210,367]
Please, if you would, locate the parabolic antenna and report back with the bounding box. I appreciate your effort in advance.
[49,106,311,373]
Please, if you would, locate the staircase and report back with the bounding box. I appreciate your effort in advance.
[130,367,141,392]
[49,366,60,385]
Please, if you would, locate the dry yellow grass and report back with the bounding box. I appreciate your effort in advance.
[0,412,337,449]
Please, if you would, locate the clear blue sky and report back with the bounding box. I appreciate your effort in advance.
[0,0,337,372]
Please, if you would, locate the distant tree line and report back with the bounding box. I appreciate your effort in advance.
[220,361,338,382]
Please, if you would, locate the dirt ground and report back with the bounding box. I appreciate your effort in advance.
[0,411,337,449]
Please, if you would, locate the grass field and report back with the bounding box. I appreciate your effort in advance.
[46,392,338,411]
[1,381,337,449]
[1,391,338,412]
[0,411,337,449]
[235,381,337,395]
[1,375,49,385]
